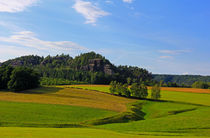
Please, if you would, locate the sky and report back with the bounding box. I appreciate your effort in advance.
[0,0,210,75]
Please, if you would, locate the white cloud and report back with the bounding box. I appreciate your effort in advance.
[72,0,110,25]
[0,31,89,54]
[123,0,133,3]
[0,0,39,13]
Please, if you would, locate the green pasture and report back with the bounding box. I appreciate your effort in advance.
[0,127,188,138]
[0,85,210,137]
[97,101,210,137]
[70,85,210,137]
[69,85,110,93]
[159,90,210,106]
[0,100,116,127]
[70,85,210,106]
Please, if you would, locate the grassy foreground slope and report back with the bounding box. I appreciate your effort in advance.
[72,85,210,137]
[98,102,210,137]
[0,127,183,138]
[0,85,210,137]
[0,101,116,127]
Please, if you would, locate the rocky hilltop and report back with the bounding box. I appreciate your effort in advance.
[81,59,114,75]
[1,52,115,75]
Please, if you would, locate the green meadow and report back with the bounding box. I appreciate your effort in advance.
[0,100,116,127]
[0,85,210,137]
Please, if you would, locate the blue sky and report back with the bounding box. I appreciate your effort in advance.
[0,0,210,75]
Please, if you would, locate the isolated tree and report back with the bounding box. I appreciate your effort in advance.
[8,67,40,91]
[151,84,161,100]
[130,83,148,98]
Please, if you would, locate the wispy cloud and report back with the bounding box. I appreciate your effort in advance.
[0,31,89,54]
[0,45,34,60]
[159,49,190,55]
[0,0,39,13]
[123,0,133,3]
[159,56,173,59]
[72,0,110,25]
[105,1,114,4]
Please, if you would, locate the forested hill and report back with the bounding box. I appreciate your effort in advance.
[0,52,152,84]
[1,52,209,86]
[153,74,210,86]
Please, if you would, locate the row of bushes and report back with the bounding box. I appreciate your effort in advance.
[0,66,40,91]
[109,81,161,100]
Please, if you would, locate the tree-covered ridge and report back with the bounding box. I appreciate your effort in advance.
[2,55,44,67]
[0,52,152,85]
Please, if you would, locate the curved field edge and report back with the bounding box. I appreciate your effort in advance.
[97,103,210,137]
[0,87,136,112]
[69,85,210,94]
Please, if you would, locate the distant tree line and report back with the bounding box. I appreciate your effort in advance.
[153,74,210,87]
[191,81,210,89]
[0,66,40,91]
[152,80,210,89]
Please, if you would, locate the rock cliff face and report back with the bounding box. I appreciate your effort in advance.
[10,60,24,66]
[82,59,114,75]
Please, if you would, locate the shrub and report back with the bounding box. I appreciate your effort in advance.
[151,84,161,100]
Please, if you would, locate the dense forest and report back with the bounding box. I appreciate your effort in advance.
[0,52,152,85]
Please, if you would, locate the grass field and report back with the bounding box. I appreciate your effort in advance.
[70,84,210,94]
[0,127,186,138]
[70,85,210,137]
[97,102,210,137]
[0,85,210,137]
[0,87,136,112]
[0,100,116,127]
[70,85,210,106]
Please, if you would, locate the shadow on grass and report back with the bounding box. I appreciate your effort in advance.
[0,122,87,128]
[21,87,64,94]
[84,102,146,126]
[0,87,63,94]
